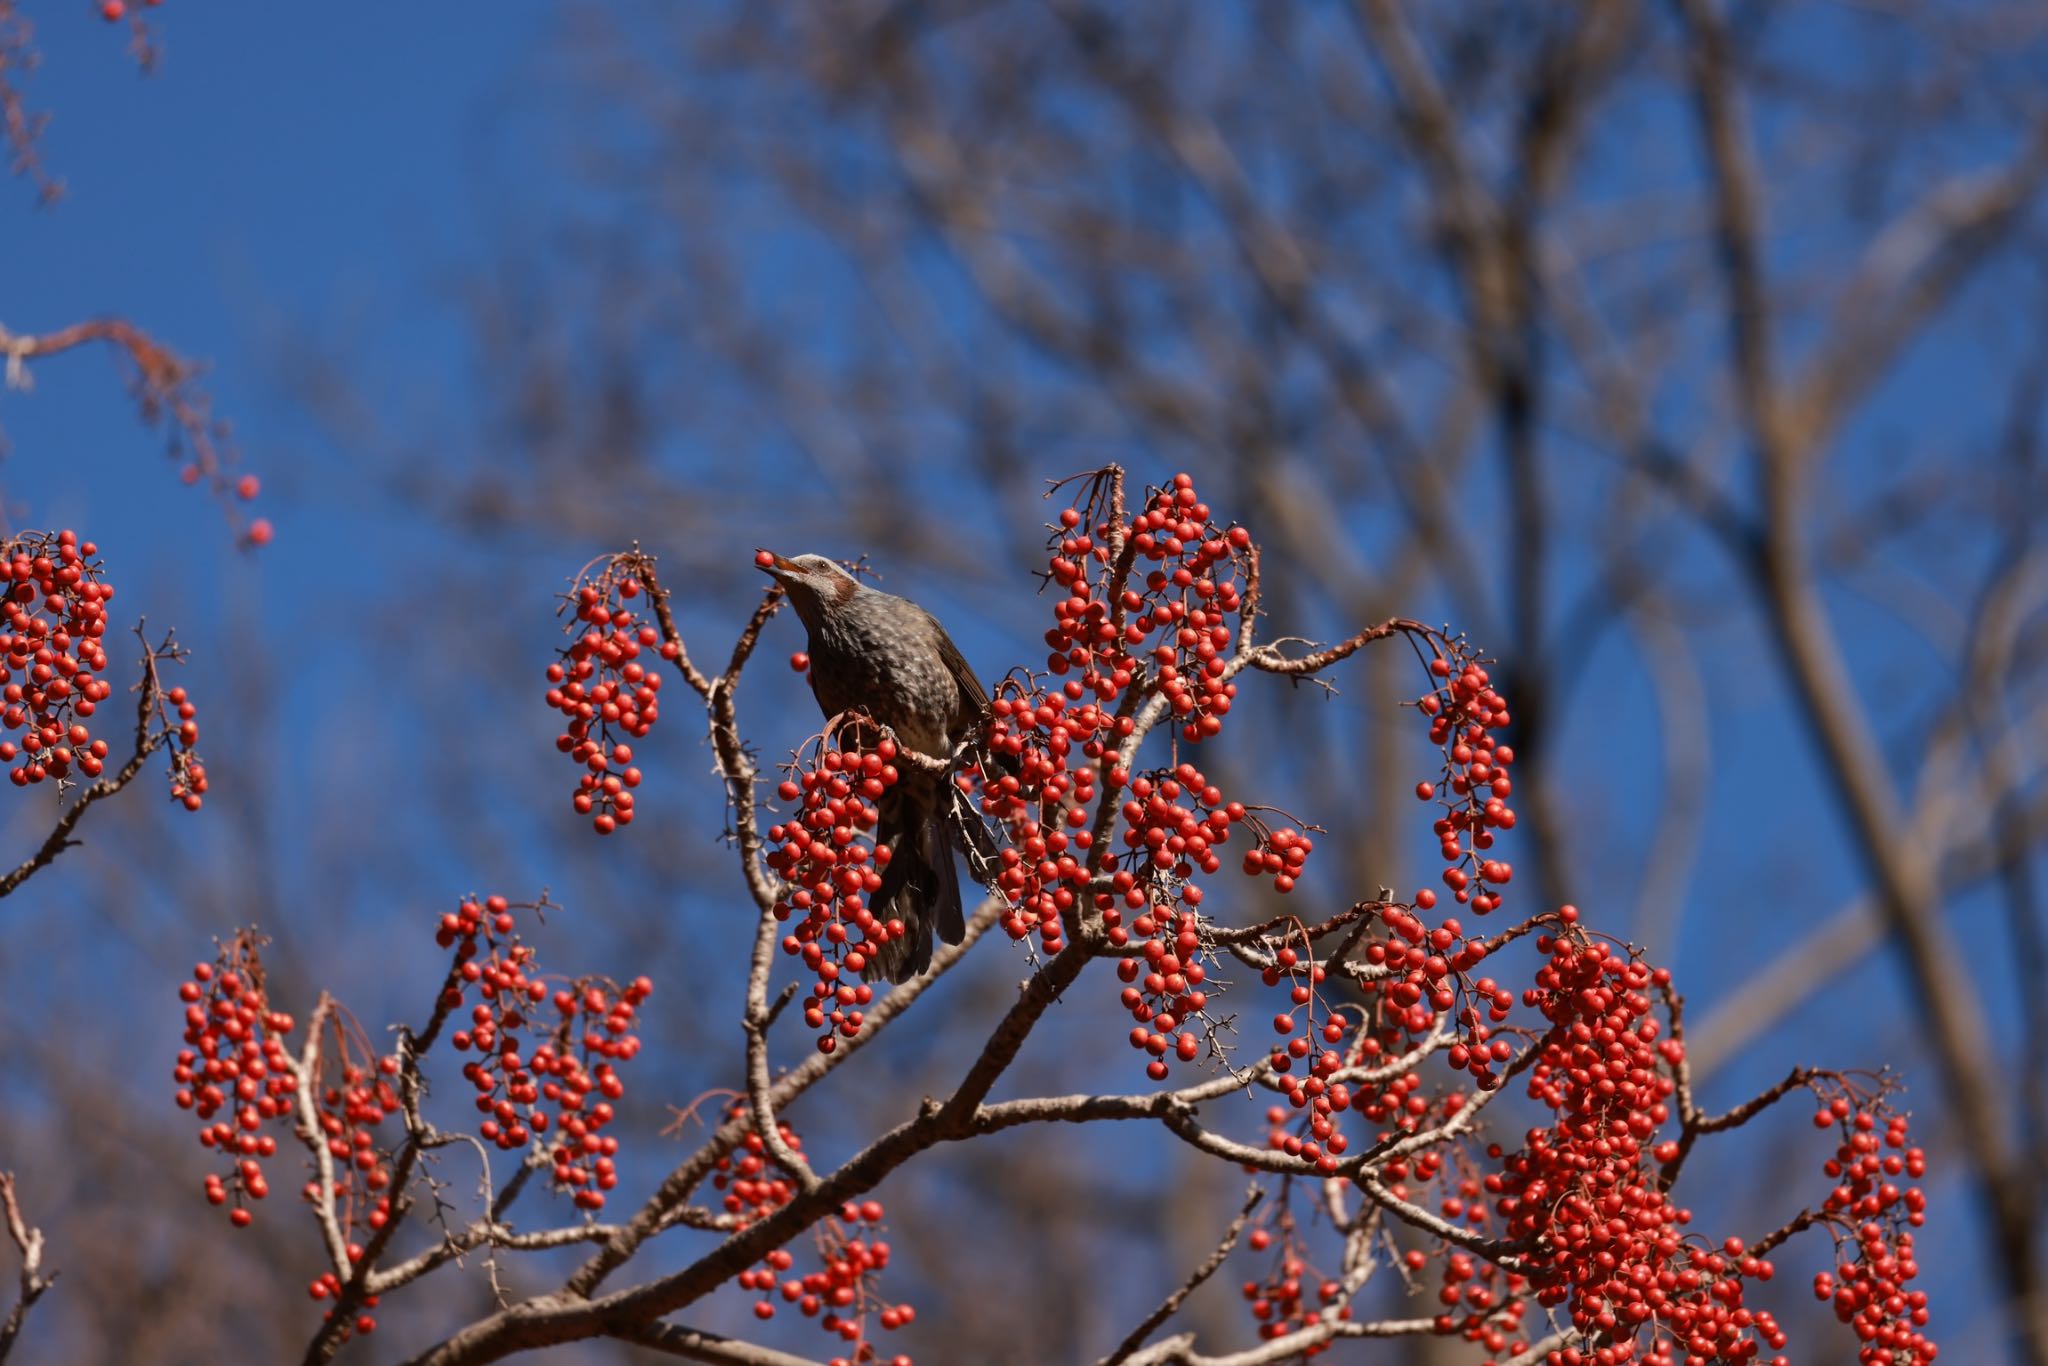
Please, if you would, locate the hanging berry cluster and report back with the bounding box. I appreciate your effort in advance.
[766,735,896,1052]
[438,895,649,1210]
[1426,1245,1533,1359]
[1039,472,1252,743]
[546,556,675,834]
[977,682,1102,955]
[158,683,208,809]
[975,473,1327,1079]
[0,530,116,790]
[1483,931,1805,1364]
[173,932,401,1240]
[713,1108,915,1366]
[1239,1210,1351,1353]
[1246,640,1525,1204]
[1252,941,1359,1171]
[1104,761,1287,1081]
[1808,1082,1934,1365]
[1412,653,1517,913]
[1208,622,1939,1366]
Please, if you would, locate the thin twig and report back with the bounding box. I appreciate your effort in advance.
[1099,1187,1263,1366]
[0,626,176,899]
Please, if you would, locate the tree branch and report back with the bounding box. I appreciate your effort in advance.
[0,1174,53,1364]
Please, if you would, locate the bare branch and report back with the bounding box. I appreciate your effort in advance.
[1117,1315,1442,1366]
[0,1174,53,1364]
[289,995,354,1282]
[610,1320,830,1365]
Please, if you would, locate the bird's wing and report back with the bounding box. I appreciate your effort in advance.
[924,608,1019,783]
[928,612,991,716]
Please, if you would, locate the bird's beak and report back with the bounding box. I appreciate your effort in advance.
[757,550,799,582]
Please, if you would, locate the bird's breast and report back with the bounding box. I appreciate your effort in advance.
[807,623,955,757]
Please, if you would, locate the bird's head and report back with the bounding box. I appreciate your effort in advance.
[757,551,861,630]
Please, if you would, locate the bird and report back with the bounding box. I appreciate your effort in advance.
[758,552,999,982]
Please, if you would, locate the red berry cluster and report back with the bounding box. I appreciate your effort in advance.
[978,474,1292,1074]
[307,1267,382,1344]
[1243,649,1535,1183]
[1375,906,1508,1040]
[302,1044,401,1345]
[175,943,294,1229]
[438,895,649,1210]
[301,1056,402,1222]
[1239,646,1525,1242]
[1424,1245,1532,1358]
[1256,1067,1354,1174]
[1042,475,1247,674]
[1258,950,1360,1166]
[978,681,1104,952]
[1239,1213,1349,1353]
[0,531,116,789]
[1479,932,1802,1365]
[167,418,272,546]
[1112,903,1210,1081]
[161,684,208,809]
[174,933,400,1240]
[1221,628,1941,1366]
[1116,763,1234,881]
[546,558,674,834]
[713,1112,915,1365]
[1232,643,1538,1347]
[1240,823,1313,894]
[1412,653,1517,913]
[1043,475,1251,742]
[1808,1086,1934,1364]
[766,737,897,1050]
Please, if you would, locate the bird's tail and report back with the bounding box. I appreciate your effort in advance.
[948,775,1005,887]
[864,784,965,984]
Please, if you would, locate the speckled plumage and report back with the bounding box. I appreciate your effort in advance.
[761,554,991,982]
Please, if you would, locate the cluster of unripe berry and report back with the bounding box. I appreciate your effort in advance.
[713,1113,914,1365]
[546,561,676,834]
[439,895,649,1210]
[766,738,899,1051]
